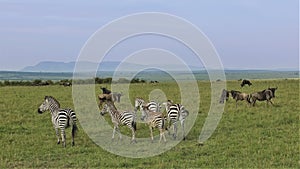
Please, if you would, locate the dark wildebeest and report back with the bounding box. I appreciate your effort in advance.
[219,89,230,104]
[100,87,111,94]
[230,90,251,107]
[249,87,278,106]
[241,79,252,87]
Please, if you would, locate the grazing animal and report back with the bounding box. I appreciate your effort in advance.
[98,93,114,108]
[141,105,167,143]
[100,87,111,94]
[162,100,189,140]
[219,89,230,104]
[112,92,122,103]
[230,90,251,107]
[100,100,137,143]
[249,87,278,106]
[134,97,160,113]
[38,96,77,147]
[63,82,72,87]
[241,79,252,87]
[150,81,159,84]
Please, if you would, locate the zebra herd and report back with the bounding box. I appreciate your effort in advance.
[37,85,277,147]
[219,87,278,107]
[98,94,189,143]
[37,93,190,147]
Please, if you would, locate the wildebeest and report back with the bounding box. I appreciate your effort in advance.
[62,82,72,87]
[230,90,251,107]
[219,89,230,104]
[249,87,278,106]
[241,79,252,87]
[100,87,111,94]
[98,93,114,108]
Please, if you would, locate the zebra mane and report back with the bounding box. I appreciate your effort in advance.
[136,97,144,101]
[45,96,60,108]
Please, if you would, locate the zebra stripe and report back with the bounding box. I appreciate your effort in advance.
[38,96,77,147]
[141,105,166,143]
[164,100,189,140]
[134,97,160,113]
[100,101,137,143]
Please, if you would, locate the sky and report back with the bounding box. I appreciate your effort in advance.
[0,0,299,71]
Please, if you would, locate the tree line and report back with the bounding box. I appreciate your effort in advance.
[0,77,148,86]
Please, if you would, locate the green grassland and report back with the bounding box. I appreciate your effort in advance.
[0,79,299,168]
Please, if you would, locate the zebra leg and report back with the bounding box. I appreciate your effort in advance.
[159,129,167,143]
[159,128,162,143]
[71,124,77,146]
[61,129,66,148]
[116,126,122,141]
[130,128,137,144]
[181,120,186,140]
[162,130,167,143]
[55,128,60,144]
[112,126,116,141]
[173,122,177,140]
[167,119,172,136]
[149,126,154,143]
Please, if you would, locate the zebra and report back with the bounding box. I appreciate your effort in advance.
[141,104,167,143]
[100,101,137,143]
[162,100,189,140]
[38,96,77,147]
[134,97,160,113]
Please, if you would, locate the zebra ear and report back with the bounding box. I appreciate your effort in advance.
[44,96,49,103]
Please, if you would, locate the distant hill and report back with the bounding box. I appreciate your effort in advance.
[21,61,77,72]
[20,61,204,72]
[21,61,141,72]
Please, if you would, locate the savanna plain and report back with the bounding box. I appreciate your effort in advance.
[0,79,299,168]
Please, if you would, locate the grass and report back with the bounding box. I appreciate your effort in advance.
[0,79,299,168]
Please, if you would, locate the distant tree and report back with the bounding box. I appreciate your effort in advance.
[4,80,10,86]
[46,80,54,85]
[103,78,112,84]
[95,77,103,84]
[131,78,140,83]
[32,79,42,86]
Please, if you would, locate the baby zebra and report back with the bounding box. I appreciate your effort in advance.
[38,96,77,147]
[163,100,189,140]
[100,101,137,143]
[141,104,167,143]
[134,97,160,113]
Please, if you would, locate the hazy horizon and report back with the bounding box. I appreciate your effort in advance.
[16,60,300,72]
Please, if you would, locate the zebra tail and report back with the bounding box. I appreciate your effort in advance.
[132,121,137,132]
[72,123,78,137]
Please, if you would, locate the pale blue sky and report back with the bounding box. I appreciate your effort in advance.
[0,0,299,70]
